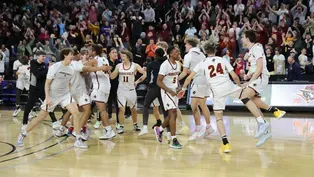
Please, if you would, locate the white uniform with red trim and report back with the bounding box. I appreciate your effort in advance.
[16,63,30,90]
[117,62,137,108]
[183,47,210,98]
[159,60,181,111]
[90,56,111,103]
[70,60,91,106]
[41,62,75,112]
[193,57,241,111]
[247,43,270,94]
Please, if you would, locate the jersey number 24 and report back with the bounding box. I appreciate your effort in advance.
[208,63,224,78]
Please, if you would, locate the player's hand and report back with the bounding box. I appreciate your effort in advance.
[177,90,186,99]
[169,90,177,97]
[134,81,138,87]
[241,82,249,88]
[46,98,52,106]
[101,65,112,71]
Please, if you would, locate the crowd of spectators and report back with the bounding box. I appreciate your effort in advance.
[1,0,314,83]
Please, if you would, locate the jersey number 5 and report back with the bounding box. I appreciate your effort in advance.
[123,76,128,82]
[208,63,224,78]
[173,77,177,84]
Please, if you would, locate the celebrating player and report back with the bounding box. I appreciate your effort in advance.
[178,37,214,140]
[155,46,182,149]
[17,48,87,149]
[110,49,146,134]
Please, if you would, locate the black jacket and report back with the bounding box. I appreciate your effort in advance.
[146,56,167,86]
[29,59,48,90]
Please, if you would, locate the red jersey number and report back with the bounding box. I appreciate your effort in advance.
[208,63,224,78]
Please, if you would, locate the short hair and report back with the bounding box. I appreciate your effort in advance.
[167,46,177,55]
[203,38,218,54]
[91,44,102,56]
[36,50,46,56]
[120,49,133,62]
[243,30,257,43]
[155,48,165,58]
[185,37,199,47]
[60,48,73,61]
[73,48,80,55]
[156,41,168,51]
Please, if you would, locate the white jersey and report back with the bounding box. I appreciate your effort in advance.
[47,62,74,98]
[159,60,181,90]
[90,56,111,93]
[16,63,30,90]
[70,60,87,96]
[13,60,22,71]
[183,47,207,85]
[193,56,234,88]
[247,43,270,76]
[17,64,30,80]
[118,62,136,90]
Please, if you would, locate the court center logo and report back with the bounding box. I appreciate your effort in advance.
[297,85,314,104]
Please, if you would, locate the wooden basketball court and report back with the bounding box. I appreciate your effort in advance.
[0,110,314,177]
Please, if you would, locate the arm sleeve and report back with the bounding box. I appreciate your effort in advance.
[46,64,57,80]
[183,53,191,68]
[31,62,48,79]
[145,62,152,83]
[192,62,201,73]
[225,60,235,72]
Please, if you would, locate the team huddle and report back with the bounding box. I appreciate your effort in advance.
[14,30,286,152]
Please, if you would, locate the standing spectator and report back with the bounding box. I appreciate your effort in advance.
[273,48,286,75]
[1,45,9,75]
[142,3,155,27]
[287,56,302,81]
[266,48,275,73]
[145,39,156,61]
[298,48,308,71]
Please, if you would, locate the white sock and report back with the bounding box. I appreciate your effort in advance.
[206,124,211,128]
[159,126,164,132]
[256,117,265,124]
[105,126,112,131]
[196,125,201,131]
[171,136,176,140]
[143,125,148,129]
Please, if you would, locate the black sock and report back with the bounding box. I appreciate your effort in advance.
[156,119,161,126]
[222,135,229,145]
[267,106,276,113]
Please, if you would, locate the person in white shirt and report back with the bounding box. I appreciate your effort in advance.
[12,56,30,117]
[154,46,182,149]
[298,48,308,71]
[17,48,88,149]
[241,30,286,145]
[185,23,197,37]
[110,49,146,134]
[273,48,286,75]
[178,39,272,152]
[54,48,112,140]
[178,37,214,140]
[234,0,245,16]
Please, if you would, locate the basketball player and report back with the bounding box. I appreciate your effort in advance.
[241,30,285,145]
[13,56,30,117]
[179,39,274,152]
[178,37,214,140]
[139,48,168,136]
[88,44,116,139]
[154,41,188,141]
[54,48,112,139]
[21,51,59,130]
[154,46,182,149]
[110,49,146,134]
[17,48,87,149]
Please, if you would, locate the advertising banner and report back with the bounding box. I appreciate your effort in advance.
[187,84,314,107]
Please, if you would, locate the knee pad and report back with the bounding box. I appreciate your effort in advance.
[241,98,250,104]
